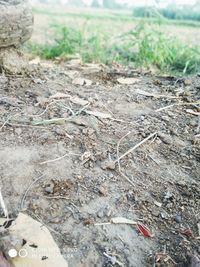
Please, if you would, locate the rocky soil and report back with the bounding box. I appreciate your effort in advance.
[0,59,200,267]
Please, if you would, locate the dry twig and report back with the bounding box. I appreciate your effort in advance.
[155,101,200,112]
[40,152,81,165]
[0,187,8,218]
[114,132,157,163]
[21,174,45,210]
[45,196,70,200]
[116,131,135,187]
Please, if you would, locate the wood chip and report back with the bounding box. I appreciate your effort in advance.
[85,110,112,119]
[49,93,70,99]
[29,57,41,65]
[185,109,200,116]
[49,93,88,106]
[70,96,88,106]
[72,78,92,86]
[32,118,66,126]
[111,217,137,225]
[135,89,178,99]
[117,77,140,85]
[154,200,162,207]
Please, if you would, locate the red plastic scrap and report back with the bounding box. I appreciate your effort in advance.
[179,228,195,238]
[137,222,153,237]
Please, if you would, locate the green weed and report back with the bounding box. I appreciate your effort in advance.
[112,22,200,73]
[26,22,200,74]
[29,26,83,59]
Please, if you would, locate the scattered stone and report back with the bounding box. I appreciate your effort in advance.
[97,209,104,218]
[44,182,54,194]
[164,191,173,201]
[101,160,116,170]
[117,77,140,85]
[158,132,173,145]
[15,128,22,135]
[188,254,200,267]
[98,185,107,196]
[175,214,182,223]
[72,77,92,86]
[154,200,162,207]
[184,79,192,86]
[190,119,197,127]
[151,208,160,217]
[160,211,169,220]
[161,116,170,122]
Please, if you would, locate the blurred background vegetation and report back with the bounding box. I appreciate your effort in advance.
[28,0,200,74]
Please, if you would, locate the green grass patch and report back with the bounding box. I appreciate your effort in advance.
[26,22,200,74]
[112,23,200,73]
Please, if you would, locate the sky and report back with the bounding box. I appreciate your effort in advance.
[85,0,196,6]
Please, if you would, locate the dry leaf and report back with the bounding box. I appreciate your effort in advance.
[117,77,140,85]
[111,217,137,225]
[67,58,82,66]
[0,218,6,226]
[65,70,79,79]
[179,228,195,238]
[81,63,102,74]
[49,93,70,100]
[29,57,40,65]
[135,89,155,97]
[32,118,66,126]
[70,96,88,106]
[40,61,54,68]
[0,218,10,227]
[135,89,178,99]
[49,93,88,106]
[185,109,200,116]
[9,213,68,267]
[72,78,92,86]
[103,252,123,267]
[154,200,162,207]
[85,110,112,119]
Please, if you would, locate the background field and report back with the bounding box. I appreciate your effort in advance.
[28,4,200,74]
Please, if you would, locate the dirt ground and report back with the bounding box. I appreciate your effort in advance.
[0,59,200,267]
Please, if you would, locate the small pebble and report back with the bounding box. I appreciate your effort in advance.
[184,79,192,86]
[97,209,104,218]
[98,186,107,196]
[175,214,182,223]
[101,160,116,170]
[15,128,22,135]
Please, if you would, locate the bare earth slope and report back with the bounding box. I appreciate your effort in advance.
[0,60,199,266]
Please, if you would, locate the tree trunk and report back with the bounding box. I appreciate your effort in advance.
[0,0,33,48]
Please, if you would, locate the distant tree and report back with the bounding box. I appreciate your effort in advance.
[91,0,100,8]
[195,0,200,6]
[102,0,116,9]
[68,0,84,7]
[195,0,200,10]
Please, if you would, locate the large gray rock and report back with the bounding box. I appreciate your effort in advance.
[0,0,33,48]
